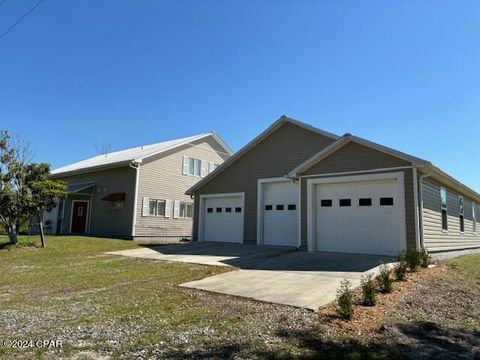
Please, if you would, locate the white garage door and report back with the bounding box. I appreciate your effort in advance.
[263,181,299,246]
[315,177,405,256]
[202,195,243,243]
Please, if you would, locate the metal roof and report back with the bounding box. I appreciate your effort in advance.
[52,133,231,177]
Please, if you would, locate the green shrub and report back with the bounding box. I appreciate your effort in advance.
[360,273,376,306]
[377,264,393,293]
[405,247,422,272]
[337,279,354,320]
[419,248,432,268]
[394,251,408,281]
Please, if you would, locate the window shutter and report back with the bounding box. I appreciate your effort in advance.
[173,200,180,219]
[142,197,150,217]
[209,161,215,173]
[165,199,172,218]
[182,156,189,175]
[200,160,208,177]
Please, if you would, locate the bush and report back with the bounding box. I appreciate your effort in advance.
[405,247,422,272]
[419,248,432,268]
[337,279,354,320]
[377,264,393,293]
[394,251,408,281]
[361,273,376,306]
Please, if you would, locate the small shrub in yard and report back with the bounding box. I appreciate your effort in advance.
[337,279,354,320]
[360,273,376,306]
[405,247,422,272]
[419,248,432,268]
[394,252,408,281]
[377,263,394,293]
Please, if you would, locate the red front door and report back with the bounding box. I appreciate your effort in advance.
[71,201,88,234]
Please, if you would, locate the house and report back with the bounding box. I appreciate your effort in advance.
[47,133,232,241]
[186,116,480,256]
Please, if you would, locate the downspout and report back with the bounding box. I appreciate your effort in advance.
[418,170,433,249]
[130,161,141,239]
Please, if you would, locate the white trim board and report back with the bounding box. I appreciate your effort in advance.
[198,192,245,243]
[306,172,407,253]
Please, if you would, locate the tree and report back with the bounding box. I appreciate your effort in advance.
[0,130,67,246]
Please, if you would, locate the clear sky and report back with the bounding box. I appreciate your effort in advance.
[1,1,479,191]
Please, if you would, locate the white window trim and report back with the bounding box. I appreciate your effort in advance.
[440,187,448,233]
[306,172,406,253]
[256,177,300,247]
[145,198,168,218]
[459,196,465,234]
[183,156,208,178]
[177,201,193,219]
[473,203,477,235]
[198,192,245,243]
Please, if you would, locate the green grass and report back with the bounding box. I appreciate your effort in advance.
[447,253,480,278]
[1,236,479,359]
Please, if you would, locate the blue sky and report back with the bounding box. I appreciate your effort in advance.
[1,1,479,191]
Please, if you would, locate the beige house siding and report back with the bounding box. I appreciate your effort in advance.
[298,143,416,249]
[58,166,136,238]
[422,178,480,251]
[192,122,337,243]
[135,137,229,239]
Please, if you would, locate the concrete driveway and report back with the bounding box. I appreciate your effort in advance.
[107,242,392,310]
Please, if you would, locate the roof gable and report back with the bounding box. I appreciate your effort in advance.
[186,116,339,195]
[52,133,232,177]
[289,135,431,177]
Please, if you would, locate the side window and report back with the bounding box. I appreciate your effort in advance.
[473,204,477,234]
[459,196,465,233]
[440,188,448,231]
[149,199,157,216]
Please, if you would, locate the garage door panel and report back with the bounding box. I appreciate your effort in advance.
[203,196,243,243]
[315,177,405,256]
[263,181,298,247]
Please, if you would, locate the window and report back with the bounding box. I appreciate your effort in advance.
[148,199,166,217]
[216,207,222,213]
[288,204,296,210]
[459,197,465,233]
[321,199,332,207]
[209,163,219,173]
[380,197,394,206]
[441,188,448,231]
[265,205,273,211]
[183,157,204,177]
[176,201,193,218]
[149,199,157,216]
[359,198,372,207]
[225,207,232,213]
[473,204,477,234]
[186,203,193,218]
[157,200,166,216]
[179,202,186,218]
[235,207,242,213]
[207,207,213,213]
[276,204,284,210]
[339,199,351,207]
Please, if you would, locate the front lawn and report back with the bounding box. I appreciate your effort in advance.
[1,236,479,359]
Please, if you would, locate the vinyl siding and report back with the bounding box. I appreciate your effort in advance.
[57,166,136,238]
[299,142,415,249]
[422,179,480,251]
[192,122,337,243]
[135,137,229,238]
[302,142,411,175]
